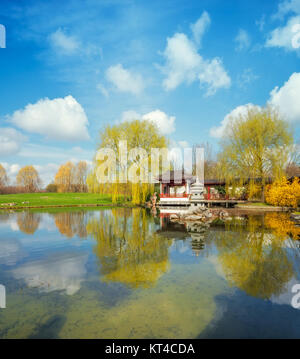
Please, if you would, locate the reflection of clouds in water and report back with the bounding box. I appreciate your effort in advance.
[12,252,88,295]
[0,214,19,232]
[36,214,57,232]
[270,277,300,307]
[10,221,19,232]
[0,213,57,233]
[0,238,26,266]
[207,255,226,279]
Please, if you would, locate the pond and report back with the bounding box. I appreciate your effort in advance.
[0,207,300,339]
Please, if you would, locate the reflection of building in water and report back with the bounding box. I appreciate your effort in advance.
[17,211,41,234]
[158,211,209,256]
[190,233,205,257]
[186,223,208,256]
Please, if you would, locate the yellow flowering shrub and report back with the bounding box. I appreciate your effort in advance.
[265,177,300,208]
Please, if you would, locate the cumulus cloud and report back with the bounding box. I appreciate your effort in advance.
[0,128,26,156]
[210,103,260,138]
[142,110,176,135]
[10,95,90,141]
[190,11,211,46]
[235,29,251,51]
[266,15,300,50]
[269,72,300,122]
[49,28,80,55]
[121,109,176,135]
[161,32,231,95]
[210,72,300,138]
[106,64,144,95]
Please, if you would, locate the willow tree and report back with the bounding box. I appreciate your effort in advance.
[89,120,168,204]
[218,106,293,201]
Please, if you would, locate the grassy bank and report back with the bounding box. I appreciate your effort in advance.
[0,193,132,209]
[235,202,290,211]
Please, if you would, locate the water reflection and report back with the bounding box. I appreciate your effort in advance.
[215,216,295,299]
[86,208,171,288]
[17,211,41,234]
[12,252,88,295]
[1,207,300,339]
[53,211,87,238]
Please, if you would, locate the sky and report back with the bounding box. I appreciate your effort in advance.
[0,0,300,185]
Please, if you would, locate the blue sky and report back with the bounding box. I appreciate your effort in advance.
[0,0,300,185]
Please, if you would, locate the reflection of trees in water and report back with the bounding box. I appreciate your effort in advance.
[53,211,87,238]
[264,212,300,240]
[215,214,295,299]
[86,208,171,288]
[17,212,41,234]
[0,213,11,223]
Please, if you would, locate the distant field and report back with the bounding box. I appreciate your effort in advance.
[0,193,128,208]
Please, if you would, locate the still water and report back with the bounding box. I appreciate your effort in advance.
[0,207,300,339]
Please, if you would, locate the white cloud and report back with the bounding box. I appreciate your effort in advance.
[18,143,93,161]
[142,110,176,135]
[0,162,21,182]
[35,163,60,186]
[121,110,141,122]
[0,128,26,156]
[10,95,90,141]
[106,64,144,95]
[266,15,300,50]
[210,103,260,138]
[274,0,300,20]
[97,83,109,98]
[190,11,211,46]
[161,32,231,95]
[256,15,266,32]
[49,28,80,55]
[210,72,300,138]
[269,72,300,122]
[237,68,259,89]
[121,109,176,135]
[235,29,251,51]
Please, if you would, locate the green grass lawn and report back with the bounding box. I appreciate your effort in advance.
[0,192,129,208]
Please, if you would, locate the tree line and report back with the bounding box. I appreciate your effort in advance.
[0,104,299,204]
[0,161,88,194]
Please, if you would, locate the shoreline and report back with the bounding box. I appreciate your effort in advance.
[0,203,291,211]
[0,203,136,210]
[234,205,290,212]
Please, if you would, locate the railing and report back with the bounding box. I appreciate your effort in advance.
[160,193,235,200]
[203,194,229,200]
[160,193,189,198]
